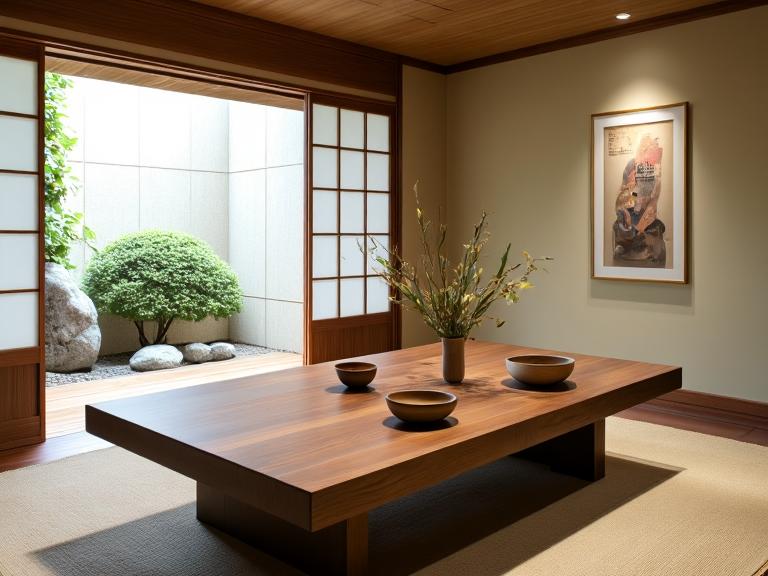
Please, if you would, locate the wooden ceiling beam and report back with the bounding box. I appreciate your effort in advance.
[0,0,440,95]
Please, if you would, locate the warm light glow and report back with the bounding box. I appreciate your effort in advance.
[616,12,631,20]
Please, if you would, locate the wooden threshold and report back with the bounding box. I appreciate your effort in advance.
[0,431,110,473]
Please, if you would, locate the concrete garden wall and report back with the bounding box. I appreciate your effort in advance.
[63,77,304,355]
[228,102,304,354]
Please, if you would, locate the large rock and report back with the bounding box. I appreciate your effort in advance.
[183,342,212,364]
[210,342,235,361]
[130,344,183,372]
[45,262,101,373]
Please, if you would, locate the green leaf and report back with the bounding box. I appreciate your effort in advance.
[43,72,94,269]
[82,231,243,343]
[361,185,552,339]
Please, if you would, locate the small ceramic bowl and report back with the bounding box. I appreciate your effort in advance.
[385,390,457,423]
[335,362,377,388]
[505,355,575,386]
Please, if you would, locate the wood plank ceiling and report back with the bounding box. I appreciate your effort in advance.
[46,57,304,109]
[191,0,726,66]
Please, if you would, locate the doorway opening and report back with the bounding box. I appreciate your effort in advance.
[0,37,400,453]
[43,57,305,438]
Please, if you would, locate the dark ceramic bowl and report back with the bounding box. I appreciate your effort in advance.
[505,355,575,386]
[385,390,457,423]
[335,362,377,388]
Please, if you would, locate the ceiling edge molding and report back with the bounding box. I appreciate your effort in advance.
[446,0,768,74]
[399,55,447,74]
[0,0,763,83]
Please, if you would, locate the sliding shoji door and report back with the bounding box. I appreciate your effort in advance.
[0,38,45,449]
[306,95,399,364]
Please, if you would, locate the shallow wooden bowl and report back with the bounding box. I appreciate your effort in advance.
[385,390,457,423]
[505,355,575,386]
[335,362,377,388]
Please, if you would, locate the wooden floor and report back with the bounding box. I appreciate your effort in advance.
[46,352,302,439]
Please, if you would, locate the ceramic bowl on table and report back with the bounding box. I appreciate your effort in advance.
[335,362,377,388]
[505,355,575,386]
[385,390,457,423]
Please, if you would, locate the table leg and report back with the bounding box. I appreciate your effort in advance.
[196,483,368,576]
[516,419,605,481]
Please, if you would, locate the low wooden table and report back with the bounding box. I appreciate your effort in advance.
[86,341,681,575]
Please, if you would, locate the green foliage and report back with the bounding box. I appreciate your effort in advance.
[368,184,552,339]
[44,72,95,268]
[82,231,243,346]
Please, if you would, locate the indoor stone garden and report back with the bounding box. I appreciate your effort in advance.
[46,343,271,387]
[45,229,254,386]
[43,72,299,388]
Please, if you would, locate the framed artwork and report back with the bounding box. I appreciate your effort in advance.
[592,102,688,283]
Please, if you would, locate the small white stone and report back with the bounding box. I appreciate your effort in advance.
[183,342,212,364]
[210,342,236,361]
[129,344,183,372]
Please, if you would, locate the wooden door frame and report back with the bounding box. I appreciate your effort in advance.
[304,93,401,364]
[0,37,46,449]
[0,27,404,449]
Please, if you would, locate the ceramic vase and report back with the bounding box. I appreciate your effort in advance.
[441,337,466,384]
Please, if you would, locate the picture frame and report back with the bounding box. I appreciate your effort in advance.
[591,102,688,283]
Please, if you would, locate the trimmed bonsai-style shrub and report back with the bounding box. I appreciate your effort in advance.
[83,231,242,346]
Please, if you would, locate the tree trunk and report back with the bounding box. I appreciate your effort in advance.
[154,317,174,344]
[134,318,175,346]
[134,321,149,347]
[155,317,165,344]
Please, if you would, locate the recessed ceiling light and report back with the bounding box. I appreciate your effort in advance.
[616,12,631,20]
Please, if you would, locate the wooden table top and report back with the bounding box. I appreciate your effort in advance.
[86,340,681,531]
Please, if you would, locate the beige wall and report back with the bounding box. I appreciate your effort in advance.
[401,66,447,348]
[445,7,768,402]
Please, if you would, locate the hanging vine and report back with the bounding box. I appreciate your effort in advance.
[44,72,94,268]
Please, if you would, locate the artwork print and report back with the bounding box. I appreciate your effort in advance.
[592,104,687,283]
[604,121,672,268]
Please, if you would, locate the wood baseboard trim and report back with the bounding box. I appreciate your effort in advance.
[658,389,768,419]
[643,389,768,431]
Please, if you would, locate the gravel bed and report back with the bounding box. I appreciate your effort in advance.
[46,342,276,387]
